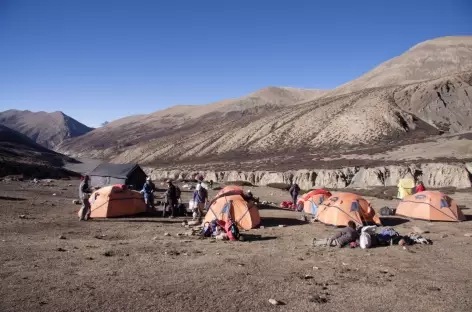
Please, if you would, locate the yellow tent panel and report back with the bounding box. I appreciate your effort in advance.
[397,178,415,199]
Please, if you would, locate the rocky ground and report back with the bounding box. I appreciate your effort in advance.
[1,180,472,312]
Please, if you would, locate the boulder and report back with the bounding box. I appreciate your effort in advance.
[314,169,348,188]
[257,171,292,186]
[293,170,317,190]
[350,167,385,188]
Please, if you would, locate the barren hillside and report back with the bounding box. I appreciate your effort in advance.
[0,110,93,149]
[58,36,472,168]
[0,124,76,178]
[330,36,472,96]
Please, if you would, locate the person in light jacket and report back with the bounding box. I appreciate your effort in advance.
[78,175,92,221]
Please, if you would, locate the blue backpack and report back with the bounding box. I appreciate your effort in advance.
[202,222,213,237]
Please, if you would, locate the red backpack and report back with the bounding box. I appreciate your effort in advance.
[224,217,240,241]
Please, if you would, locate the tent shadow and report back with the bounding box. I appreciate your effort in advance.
[91,215,185,224]
[257,204,279,210]
[380,217,410,226]
[0,196,26,201]
[241,234,277,242]
[465,215,472,221]
[260,217,306,227]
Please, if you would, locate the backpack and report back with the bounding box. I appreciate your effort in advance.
[175,186,181,199]
[377,228,400,245]
[359,226,376,249]
[225,218,240,241]
[380,206,395,216]
[201,222,213,237]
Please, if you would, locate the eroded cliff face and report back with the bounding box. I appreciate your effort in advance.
[145,162,472,189]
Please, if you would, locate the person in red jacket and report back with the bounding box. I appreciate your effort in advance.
[415,181,425,193]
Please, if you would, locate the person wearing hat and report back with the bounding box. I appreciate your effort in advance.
[78,175,92,221]
[243,190,255,201]
[192,182,208,220]
[141,177,156,212]
[164,180,178,218]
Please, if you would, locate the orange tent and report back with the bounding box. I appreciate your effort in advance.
[204,191,260,230]
[84,185,146,218]
[298,189,332,215]
[316,192,381,227]
[216,185,244,197]
[396,191,465,222]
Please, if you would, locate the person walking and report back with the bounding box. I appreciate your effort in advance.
[78,175,92,221]
[164,180,178,218]
[289,182,300,209]
[192,182,208,220]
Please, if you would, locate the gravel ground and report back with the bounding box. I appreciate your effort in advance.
[1,180,472,312]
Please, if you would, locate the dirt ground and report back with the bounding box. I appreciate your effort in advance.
[1,180,472,312]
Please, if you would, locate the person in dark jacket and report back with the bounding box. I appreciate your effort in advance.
[78,175,92,221]
[313,221,359,247]
[164,180,178,218]
[288,183,300,207]
[141,177,155,212]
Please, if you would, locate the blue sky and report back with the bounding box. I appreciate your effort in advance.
[0,0,471,127]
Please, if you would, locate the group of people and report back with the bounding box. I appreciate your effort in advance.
[141,176,212,220]
[77,175,186,221]
[141,177,182,218]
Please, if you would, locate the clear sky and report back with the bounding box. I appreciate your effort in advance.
[0,0,471,127]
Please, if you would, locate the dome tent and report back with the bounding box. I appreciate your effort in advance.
[396,191,465,222]
[84,185,146,218]
[298,189,332,216]
[316,192,381,227]
[204,187,260,230]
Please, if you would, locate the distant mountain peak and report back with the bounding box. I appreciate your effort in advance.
[0,110,93,149]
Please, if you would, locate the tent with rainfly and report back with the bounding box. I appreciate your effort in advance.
[298,189,332,215]
[216,185,244,197]
[396,191,465,222]
[204,187,260,230]
[315,192,382,227]
[82,184,146,218]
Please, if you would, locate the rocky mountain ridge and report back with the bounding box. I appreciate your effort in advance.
[145,161,472,190]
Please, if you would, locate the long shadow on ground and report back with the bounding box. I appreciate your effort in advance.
[91,217,185,224]
[380,217,410,226]
[0,196,26,201]
[260,217,306,227]
[241,234,277,242]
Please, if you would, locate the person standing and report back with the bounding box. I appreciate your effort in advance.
[78,175,92,221]
[414,181,425,193]
[141,177,155,212]
[192,182,208,220]
[164,180,178,218]
[289,182,300,208]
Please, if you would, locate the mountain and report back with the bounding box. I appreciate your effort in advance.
[330,36,472,96]
[58,36,472,169]
[0,110,93,149]
[0,124,77,177]
[57,87,327,157]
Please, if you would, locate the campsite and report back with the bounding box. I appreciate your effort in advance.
[1,178,472,312]
[2,2,472,312]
